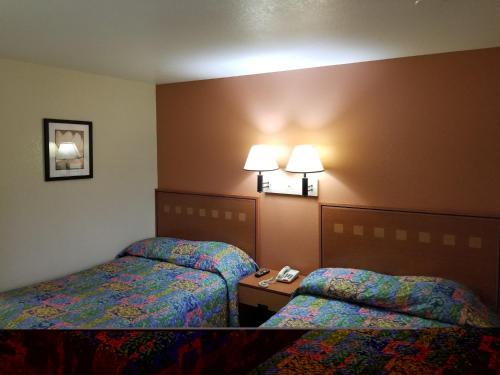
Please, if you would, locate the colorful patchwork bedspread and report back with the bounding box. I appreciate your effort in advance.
[250,327,500,374]
[0,328,498,374]
[262,268,499,328]
[0,329,306,375]
[0,237,257,328]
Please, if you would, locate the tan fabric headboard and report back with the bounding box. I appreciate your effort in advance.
[156,190,258,261]
[321,204,500,312]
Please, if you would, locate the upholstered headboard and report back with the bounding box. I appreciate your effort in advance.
[320,204,500,312]
[155,190,258,260]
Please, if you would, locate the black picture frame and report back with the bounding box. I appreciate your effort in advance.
[43,118,93,181]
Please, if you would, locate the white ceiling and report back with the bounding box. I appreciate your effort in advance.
[0,0,499,83]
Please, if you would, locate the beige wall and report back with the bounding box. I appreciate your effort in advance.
[157,47,500,274]
[0,59,157,291]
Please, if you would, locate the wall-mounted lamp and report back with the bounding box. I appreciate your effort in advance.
[285,145,324,196]
[243,145,279,193]
[244,144,324,197]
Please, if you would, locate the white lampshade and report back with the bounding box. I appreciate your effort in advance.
[56,142,81,160]
[243,145,279,172]
[285,145,324,174]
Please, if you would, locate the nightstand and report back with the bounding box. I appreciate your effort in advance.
[238,269,305,327]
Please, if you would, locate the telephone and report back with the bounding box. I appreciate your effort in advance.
[275,266,299,283]
[258,266,300,288]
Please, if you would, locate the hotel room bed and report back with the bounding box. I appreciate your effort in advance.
[0,237,256,328]
[260,203,500,330]
[0,190,259,328]
[260,204,500,330]
[261,268,500,329]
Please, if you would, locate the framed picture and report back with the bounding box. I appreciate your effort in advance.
[43,118,93,181]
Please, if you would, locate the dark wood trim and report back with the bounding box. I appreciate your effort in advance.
[319,202,500,221]
[156,189,257,201]
[238,284,294,298]
[155,189,159,237]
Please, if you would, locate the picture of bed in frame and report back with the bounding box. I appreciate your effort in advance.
[0,190,258,329]
[262,204,500,329]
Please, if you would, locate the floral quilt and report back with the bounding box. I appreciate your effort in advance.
[250,327,500,375]
[0,328,497,374]
[262,268,499,328]
[0,237,257,328]
[0,329,306,375]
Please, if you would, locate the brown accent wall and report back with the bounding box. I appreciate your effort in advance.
[156,48,500,273]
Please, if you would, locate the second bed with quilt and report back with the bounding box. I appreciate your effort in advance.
[261,268,499,329]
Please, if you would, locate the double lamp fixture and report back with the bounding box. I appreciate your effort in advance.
[244,144,324,197]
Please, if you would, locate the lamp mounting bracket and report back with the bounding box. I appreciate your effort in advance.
[263,175,318,197]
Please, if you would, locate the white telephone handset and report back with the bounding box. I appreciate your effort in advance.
[276,266,299,283]
[258,266,300,288]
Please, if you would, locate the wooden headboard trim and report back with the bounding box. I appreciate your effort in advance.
[320,203,500,312]
[320,202,500,221]
[155,189,259,261]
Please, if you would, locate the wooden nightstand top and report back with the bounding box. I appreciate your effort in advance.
[239,269,305,297]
